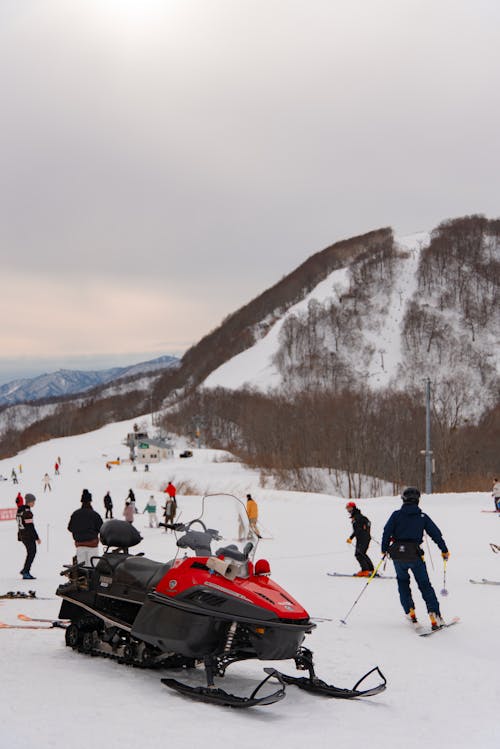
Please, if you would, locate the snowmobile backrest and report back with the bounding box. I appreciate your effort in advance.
[100,519,142,548]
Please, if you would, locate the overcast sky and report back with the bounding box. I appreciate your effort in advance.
[0,0,499,382]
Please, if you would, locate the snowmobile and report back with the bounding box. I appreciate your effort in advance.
[56,493,386,707]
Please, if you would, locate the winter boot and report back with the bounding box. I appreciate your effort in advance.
[429,612,443,630]
[354,570,371,577]
[22,573,36,580]
[407,608,418,623]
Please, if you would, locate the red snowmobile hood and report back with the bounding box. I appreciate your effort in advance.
[155,558,310,620]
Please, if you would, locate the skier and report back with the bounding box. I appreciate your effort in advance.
[492,478,500,512]
[123,501,134,523]
[127,488,138,514]
[54,461,60,475]
[164,481,176,501]
[246,494,261,539]
[162,494,177,530]
[11,468,18,484]
[103,491,113,519]
[17,493,41,579]
[42,473,52,492]
[15,492,24,508]
[143,495,159,527]
[381,486,450,630]
[345,502,374,576]
[67,490,103,567]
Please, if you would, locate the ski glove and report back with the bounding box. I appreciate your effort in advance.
[346,538,353,544]
[441,551,450,560]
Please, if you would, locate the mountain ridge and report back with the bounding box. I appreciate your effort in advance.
[0,354,179,407]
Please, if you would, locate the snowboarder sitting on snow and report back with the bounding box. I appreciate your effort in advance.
[346,502,374,576]
[381,486,450,630]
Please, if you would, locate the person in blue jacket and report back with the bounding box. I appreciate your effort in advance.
[381,486,450,630]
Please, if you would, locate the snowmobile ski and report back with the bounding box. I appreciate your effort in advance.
[418,616,460,637]
[161,669,286,708]
[266,664,387,699]
[327,572,396,579]
[0,620,67,630]
[469,578,500,585]
[18,613,70,625]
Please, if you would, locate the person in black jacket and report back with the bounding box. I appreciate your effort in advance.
[17,493,41,579]
[103,491,113,519]
[381,486,450,629]
[346,502,374,576]
[68,489,103,566]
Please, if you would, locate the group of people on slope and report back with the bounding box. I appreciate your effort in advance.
[346,487,450,630]
[15,482,258,579]
[16,475,470,632]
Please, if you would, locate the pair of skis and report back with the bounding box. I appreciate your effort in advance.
[409,616,460,637]
[327,572,396,579]
[0,590,53,600]
[469,578,500,586]
[0,614,69,630]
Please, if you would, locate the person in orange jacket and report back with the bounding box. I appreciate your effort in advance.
[246,494,261,539]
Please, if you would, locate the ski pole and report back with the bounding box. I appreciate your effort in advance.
[440,559,448,596]
[424,532,434,570]
[339,555,386,625]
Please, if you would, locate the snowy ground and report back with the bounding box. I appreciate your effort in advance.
[0,417,499,748]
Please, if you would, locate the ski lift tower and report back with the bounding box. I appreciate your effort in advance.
[423,378,433,494]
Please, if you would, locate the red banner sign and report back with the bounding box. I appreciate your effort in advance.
[0,508,17,521]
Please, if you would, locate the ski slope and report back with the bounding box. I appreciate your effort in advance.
[0,417,498,748]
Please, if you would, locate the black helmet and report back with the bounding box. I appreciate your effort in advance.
[402,487,421,504]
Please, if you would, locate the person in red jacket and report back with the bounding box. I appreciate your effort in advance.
[164,481,176,500]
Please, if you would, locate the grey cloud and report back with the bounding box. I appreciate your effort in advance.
[0,1,499,307]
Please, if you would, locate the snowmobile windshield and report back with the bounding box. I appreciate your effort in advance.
[172,493,258,564]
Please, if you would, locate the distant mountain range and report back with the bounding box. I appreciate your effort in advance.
[0,355,179,407]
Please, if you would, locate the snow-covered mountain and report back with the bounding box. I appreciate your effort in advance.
[0,354,179,407]
[202,218,499,422]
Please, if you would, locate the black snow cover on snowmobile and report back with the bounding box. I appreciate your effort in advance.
[100,519,142,548]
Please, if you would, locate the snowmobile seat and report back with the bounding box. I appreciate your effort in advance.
[113,556,172,591]
[95,553,130,576]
